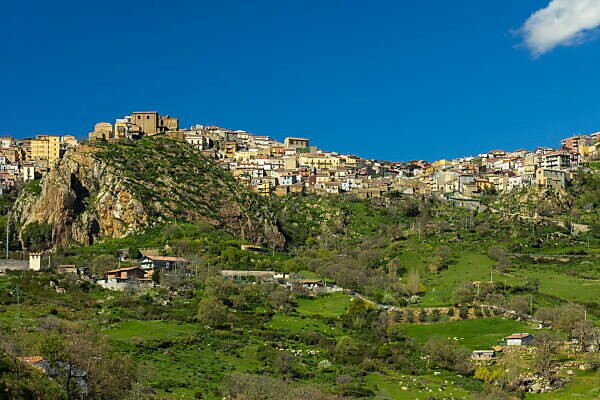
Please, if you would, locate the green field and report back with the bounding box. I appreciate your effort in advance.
[403,318,535,350]
[367,372,475,400]
[104,320,197,342]
[518,269,600,303]
[420,252,526,306]
[295,292,352,317]
[266,314,345,336]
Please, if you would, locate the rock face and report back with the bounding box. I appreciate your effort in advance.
[14,138,285,248]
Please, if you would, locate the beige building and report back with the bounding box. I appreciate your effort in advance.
[129,112,178,136]
[284,137,309,149]
[31,135,60,162]
[61,135,78,149]
[89,122,114,141]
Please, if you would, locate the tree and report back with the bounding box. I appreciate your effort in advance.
[507,295,532,319]
[496,353,522,391]
[485,293,505,307]
[273,351,296,375]
[435,245,451,267]
[38,320,135,400]
[163,223,184,240]
[385,323,407,342]
[347,298,372,316]
[572,320,600,351]
[21,222,53,251]
[487,245,508,261]
[533,331,561,376]
[405,268,421,295]
[90,254,118,277]
[534,308,555,327]
[204,276,238,303]
[452,287,473,306]
[335,336,359,361]
[267,285,291,310]
[197,296,228,328]
[553,303,586,337]
[0,349,66,400]
[423,338,473,374]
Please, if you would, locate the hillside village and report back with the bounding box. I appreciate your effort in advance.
[2,111,596,200]
[86,111,598,198]
[0,134,78,192]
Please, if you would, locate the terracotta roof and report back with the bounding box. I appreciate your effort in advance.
[505,333,530,339]
[145,256,188,262]
[17,356,44,364]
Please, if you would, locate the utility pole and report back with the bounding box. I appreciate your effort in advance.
[530,296,533,316]
[5,206,9,259]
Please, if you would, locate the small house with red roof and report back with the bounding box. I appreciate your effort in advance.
[505,333,534,346]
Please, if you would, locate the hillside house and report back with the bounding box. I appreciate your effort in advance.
[140,255,189,271]
[536,168,567,190]
[56,265,77,274]
[505,333,534,346]
[98,267,152,291]
[295,279,325,289]
[105,267,147,280]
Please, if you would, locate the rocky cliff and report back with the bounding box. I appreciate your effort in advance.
[14,137,285,248]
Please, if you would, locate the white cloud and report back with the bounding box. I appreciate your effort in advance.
[520,0,600,56]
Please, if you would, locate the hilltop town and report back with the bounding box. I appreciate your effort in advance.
[85,111,599,198]
[3,111,595,200]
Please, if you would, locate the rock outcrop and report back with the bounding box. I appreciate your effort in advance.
[14,137,284,248]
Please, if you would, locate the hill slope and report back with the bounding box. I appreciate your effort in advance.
[14,136,284,248]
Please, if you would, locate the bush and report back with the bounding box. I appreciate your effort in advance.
[423,338,473,374]
[21,222,53,251]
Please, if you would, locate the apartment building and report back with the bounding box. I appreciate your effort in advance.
[31,135,60,162]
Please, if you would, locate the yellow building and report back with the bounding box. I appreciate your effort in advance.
[223,142,238,158]
[30,135,60,162]
[432,159,452,168]
[299,154,340,169]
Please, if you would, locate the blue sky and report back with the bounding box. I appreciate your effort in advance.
[1,0,600,161]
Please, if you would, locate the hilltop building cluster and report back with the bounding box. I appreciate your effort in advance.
[89,111,599,197]
[0,134,78,193]
[3,112,597,198]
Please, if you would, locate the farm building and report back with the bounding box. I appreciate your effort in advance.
[505,333,534,346]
